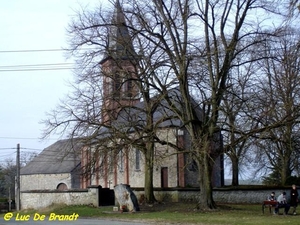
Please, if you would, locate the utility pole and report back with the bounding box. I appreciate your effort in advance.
[16,143,20,211]
[8,187,11,211]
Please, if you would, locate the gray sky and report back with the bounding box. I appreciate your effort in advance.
[0,0,106,164]
[0,0,235,180]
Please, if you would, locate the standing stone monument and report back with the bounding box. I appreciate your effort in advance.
[114,184,140,212]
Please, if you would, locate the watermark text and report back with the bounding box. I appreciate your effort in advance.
[3,212,79,221]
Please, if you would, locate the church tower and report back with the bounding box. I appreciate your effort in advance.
[100,0,140,124]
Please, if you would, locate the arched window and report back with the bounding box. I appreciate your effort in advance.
[56,183,68,190]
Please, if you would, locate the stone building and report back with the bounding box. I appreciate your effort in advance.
[80,0,224,190]
[20,139,81,191]
[20,0,224,196]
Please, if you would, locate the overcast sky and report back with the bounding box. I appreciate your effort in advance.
[0,0,109,164]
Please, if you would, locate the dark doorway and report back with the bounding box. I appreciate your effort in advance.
[161,167,168,188]
[98,186,115,206]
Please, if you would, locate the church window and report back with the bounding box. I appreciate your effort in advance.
[126,79,133,97]
[113,73,122,98]
[119,150,124,172]
[56,183,68,190]
[121,71,134,98]
[135,148,140,170]
[109,150,115,173]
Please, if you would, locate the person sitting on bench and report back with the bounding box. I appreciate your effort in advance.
[275,192,290,215]
[267,191,276,201]
[265,191,277,214]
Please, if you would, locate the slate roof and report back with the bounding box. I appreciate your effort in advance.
[113,87,203,130]
[20,139,82,175]
[93,87,204,139]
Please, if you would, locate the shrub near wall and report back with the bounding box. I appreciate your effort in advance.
[0,198,15,212]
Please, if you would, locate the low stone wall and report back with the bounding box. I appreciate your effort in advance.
[132,187,291,204]
[20,187,98,210]
[20,186,292,210]
[213,189,288,204]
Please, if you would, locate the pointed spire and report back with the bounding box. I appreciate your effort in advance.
[113,0,125,26]
[101,0,136,64]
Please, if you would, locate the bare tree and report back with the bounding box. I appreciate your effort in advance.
[42,0,285,209]
[221,26,300,186]
[254,27,300,185]
[221,61,258,186]
[0,159,17,199]
[42,1,180,204]
[289,0,300,16]
[124,0,282,209]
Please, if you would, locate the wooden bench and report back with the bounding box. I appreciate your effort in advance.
[262,200,278,214]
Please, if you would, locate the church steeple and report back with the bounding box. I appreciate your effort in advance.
[101,0,136,64]
[101,0,140,124]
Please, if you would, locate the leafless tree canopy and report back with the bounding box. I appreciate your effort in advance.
[41,0,300,208]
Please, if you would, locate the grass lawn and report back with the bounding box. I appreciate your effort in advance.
[18,202,300,225]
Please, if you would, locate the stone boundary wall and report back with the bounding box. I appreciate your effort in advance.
[132,187,292,204]
[20,187,98,210]
[20,186,293,210]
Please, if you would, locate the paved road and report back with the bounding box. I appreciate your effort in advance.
[0,213,152,225]
[0,218,151,225]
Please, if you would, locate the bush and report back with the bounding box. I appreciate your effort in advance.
[285,176,300,186]
[0,198,8,202]
[262,172,281,186]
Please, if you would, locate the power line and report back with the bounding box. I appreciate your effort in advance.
[0,147,43,151]
[0,152,16,158]
[0,67,73,72]
[0,148,15,150]
[0,47,94,53]
[0,62,74,68]
[0,49,67,53]
[0,62,74,72]
[21,148,43,151]
[0,136,56,140]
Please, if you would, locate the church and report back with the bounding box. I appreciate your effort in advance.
[80,0,224,190]
[20,0,224,194]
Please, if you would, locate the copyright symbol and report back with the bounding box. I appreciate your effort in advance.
[4,212,13,221]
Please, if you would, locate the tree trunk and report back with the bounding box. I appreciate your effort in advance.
[197,155,216,209]
[231,155,239,186]
[280,157,291,186]
[144,142,156,203]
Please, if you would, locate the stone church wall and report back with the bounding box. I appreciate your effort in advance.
[21,173,72,191]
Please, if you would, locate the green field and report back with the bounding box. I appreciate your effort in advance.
[18,203,300,225]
